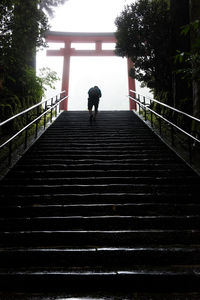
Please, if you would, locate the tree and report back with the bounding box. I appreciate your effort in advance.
[39,0,68,17]
[10,0,68,69]
[0,0,67,123]
[189,0,200,119]
[170,0,192,111]
[115,0,171,102]
[175,20,200,117]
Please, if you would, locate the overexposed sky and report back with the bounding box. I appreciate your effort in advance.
[37,0,151,111]
[50,0,133,32]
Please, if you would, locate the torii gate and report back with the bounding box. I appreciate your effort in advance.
[45,31,136,111]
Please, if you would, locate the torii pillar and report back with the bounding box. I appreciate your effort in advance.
[45,31,136,111]
[61,42,71,111]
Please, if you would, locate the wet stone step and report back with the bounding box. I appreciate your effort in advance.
[11,163,190,171]
[34,142,163,148]
[20,154,177,163]
[36,137,159,142]
[0,230,200,247]
[1,215,200,231]
[0,193,198,206]
[0,292,199,300]
[29,141,167,146]
[0,246,200,268]
[5,169,195,179]
[28,148,172,154]
[15,158,180,166]
[0,266,200,293]
[38,138,157,143]
[0,203,200,217]
[0,183,198,195]
[29,145,169,152]
[2,176,199,186]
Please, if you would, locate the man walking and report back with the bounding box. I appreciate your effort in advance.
[88,85,102,121]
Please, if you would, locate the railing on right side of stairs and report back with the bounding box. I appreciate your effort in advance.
[0,91,67,168]
[129,90,200,173]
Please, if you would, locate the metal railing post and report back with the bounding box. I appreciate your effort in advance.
[143,96,147,121]
[171,125,175,146]
[150,99,153,127]
[138,94,141,114]
[44,101,47,129]
[24,112,29,149]
[58,96,61,114]
[35,106,39,139]
[158,105,162,136]
[128,89,200,169]
[50,98,53,122]
[56,96,58,116]
[8,141,12,166]
[188,136,192,164]
[0,91,67,169]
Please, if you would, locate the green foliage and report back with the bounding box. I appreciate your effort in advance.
[39,67,60,91]
[39,0,68,17]
[181,20,200,39]
[0,0,49,68]
[115,0,171,97]
[20,66,44,103]
[174,20,200,84]
[0,0,62,132]
[0,0,49,124]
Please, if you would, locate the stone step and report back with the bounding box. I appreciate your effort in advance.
[16,158,180,166]
[0,193,198,206]
[2,176,199,186]
[5,168,195,179]
[0,215,200,231]
[20,154,179,162]
[10,163,192,172]
[0,246,200,268]
[0,203,199,217]
[0,230,200,247]
[28,148,171,154]
[35,137,161,142]
[29,145,170,152]
[33,142,165,148]
[37,137,157,143]
[0,266,199,293]
[0,183,198,195]
[0,292,199,300]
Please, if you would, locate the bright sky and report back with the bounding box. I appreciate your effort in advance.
[37,0,151,111]
[50,0,133,32]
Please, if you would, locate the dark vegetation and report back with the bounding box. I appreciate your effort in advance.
[115,0,200,128]
[0,0,66,134]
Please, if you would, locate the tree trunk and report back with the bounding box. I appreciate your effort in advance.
[12,0,38,70]
[170,0,192,110]
[193,81,200,119]
[190,0,200,118]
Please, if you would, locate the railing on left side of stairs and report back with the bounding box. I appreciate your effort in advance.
[0,91,68,167]
[129,89,200,173]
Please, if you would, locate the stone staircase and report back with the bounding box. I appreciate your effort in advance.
[0,111,200,297]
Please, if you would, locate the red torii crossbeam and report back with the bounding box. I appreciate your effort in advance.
[46,31,136,111]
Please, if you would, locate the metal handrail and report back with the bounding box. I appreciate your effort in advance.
[129,90,200,166]
[130,89,200,124]
[147,106,200,143]
[0,90,66,127]
[0,91,67,165]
